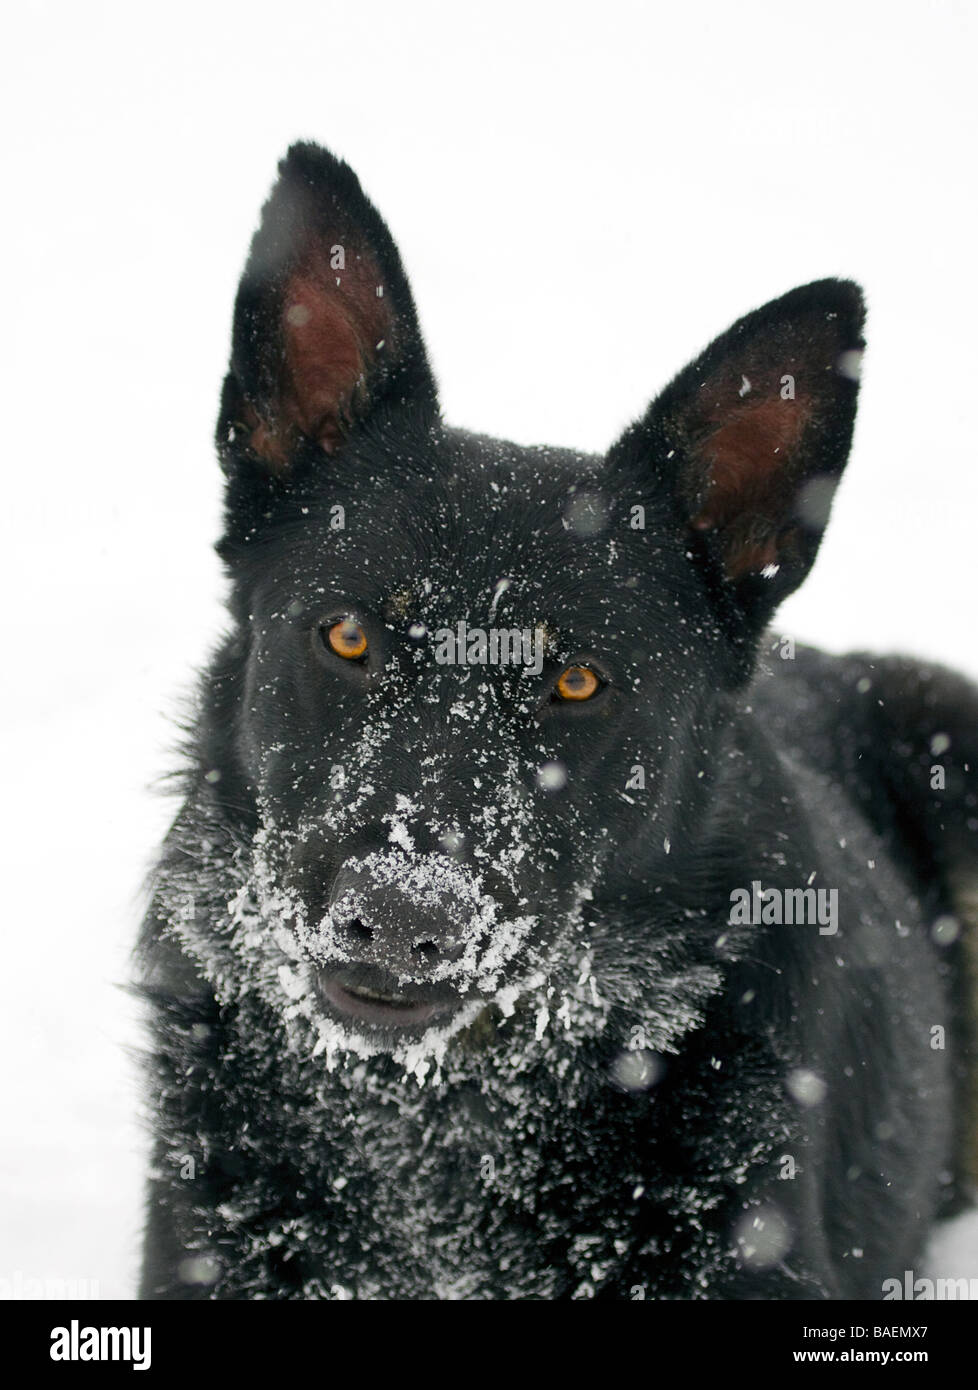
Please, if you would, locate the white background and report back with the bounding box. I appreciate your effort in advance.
[2,0,976,1298]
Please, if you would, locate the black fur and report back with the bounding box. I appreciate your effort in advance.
[138,143,978,1300]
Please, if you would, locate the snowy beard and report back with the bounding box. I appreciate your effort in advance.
[155,782,724,1092]
[242,802,606,1084]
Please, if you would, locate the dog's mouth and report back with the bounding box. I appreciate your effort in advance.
[314,966,467,1030]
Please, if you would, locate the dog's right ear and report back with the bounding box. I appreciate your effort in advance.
[607,279,864,679]
[218,143,437,475]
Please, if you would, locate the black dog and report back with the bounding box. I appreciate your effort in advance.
[139,143,978,1299]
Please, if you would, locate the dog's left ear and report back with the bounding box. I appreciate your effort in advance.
[219,142,437,475]
[609,279,864,665]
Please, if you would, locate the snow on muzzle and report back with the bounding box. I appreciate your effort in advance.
[305,848,536,998]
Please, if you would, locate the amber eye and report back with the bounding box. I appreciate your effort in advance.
[555,665,601,701]
[325,619,368,660]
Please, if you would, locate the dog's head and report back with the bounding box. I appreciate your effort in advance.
[208,143,863,1059]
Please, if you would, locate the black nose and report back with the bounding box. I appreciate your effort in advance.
[328,861,467,981]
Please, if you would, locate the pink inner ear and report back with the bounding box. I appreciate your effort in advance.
[690,394,812,577]
[283,279,370,452]
[252,246,393,462]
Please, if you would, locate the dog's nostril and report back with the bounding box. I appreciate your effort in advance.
[413,940,439,959]
[345,918,374,942]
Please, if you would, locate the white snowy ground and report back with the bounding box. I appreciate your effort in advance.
[2,1,977,1299]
